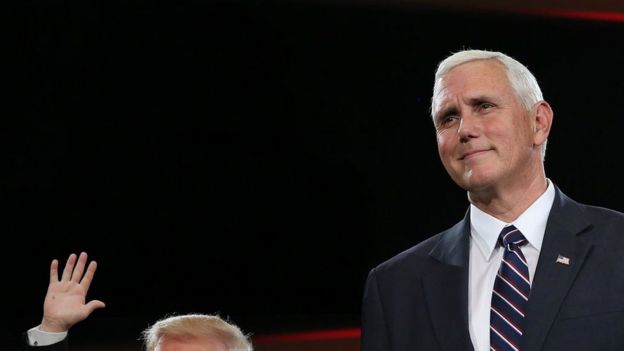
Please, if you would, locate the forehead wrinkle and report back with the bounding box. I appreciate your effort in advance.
[465,94,503,106]
[432,82,454,118]
[433,59,513,113]
[436,78,508,116]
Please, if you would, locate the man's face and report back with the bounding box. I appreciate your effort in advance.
[432,59,539,194]
[155,335,228,351]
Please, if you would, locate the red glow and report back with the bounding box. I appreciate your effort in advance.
[253,328,361,343]
[523,9,624,22]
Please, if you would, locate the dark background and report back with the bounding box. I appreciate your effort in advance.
[4,0,624,349]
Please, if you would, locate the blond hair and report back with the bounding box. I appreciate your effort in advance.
[142,314,253,351]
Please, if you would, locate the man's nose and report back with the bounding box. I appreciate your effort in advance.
[457,113,480,142]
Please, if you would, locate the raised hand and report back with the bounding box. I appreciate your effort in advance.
[40,252,106,332]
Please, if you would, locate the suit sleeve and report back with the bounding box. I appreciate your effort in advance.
[361,268,390,351]
[22,333,68,351]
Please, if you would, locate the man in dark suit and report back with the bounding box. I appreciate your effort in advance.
[24,252,252,351]
[361,49,624,351]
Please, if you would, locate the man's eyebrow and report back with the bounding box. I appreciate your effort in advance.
[434,105,459,122]
[434,94,502,121]
[466,95,500,106]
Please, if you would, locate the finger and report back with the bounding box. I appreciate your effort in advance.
[49,259,59,283]
[85,300,106,315]
[80,261,98,290]
[71,252,88,283]
[61,253,77,281]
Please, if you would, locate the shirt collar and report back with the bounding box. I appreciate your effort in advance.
[469,179,555,261]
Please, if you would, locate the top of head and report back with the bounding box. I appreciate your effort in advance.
[430,49,544,119]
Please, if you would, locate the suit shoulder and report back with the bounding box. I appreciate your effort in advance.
[581,203,624,220]
[558,193,624,243]
[371,231,447,275]
[558,190,624,222]
[578,202,624,230]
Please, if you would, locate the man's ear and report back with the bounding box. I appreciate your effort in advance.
[532,100,553,147]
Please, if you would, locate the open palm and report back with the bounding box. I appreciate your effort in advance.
[41,252,106,332]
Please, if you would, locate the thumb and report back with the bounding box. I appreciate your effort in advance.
[85,300,106,314]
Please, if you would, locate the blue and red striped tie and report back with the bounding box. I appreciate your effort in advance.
[490,225,530,351]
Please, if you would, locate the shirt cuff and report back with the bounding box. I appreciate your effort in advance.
[27,325,68,347]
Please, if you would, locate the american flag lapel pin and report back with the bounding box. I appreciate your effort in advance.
[556,254,570,265]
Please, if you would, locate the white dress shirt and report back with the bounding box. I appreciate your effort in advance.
[468,180,555,351]
[27,325,67,347]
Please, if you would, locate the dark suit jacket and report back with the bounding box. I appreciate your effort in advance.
[362,186,624,351]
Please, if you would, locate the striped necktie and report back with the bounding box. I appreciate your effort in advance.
[490,225,530,351]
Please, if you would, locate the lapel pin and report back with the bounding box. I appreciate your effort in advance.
[556,254,570,265]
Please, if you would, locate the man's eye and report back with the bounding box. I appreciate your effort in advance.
[480,102,495,110]
[440,115,459,126]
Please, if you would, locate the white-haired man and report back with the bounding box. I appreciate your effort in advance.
[24,252,252,351]
[361,49,624,351]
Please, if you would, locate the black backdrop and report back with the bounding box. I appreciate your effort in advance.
[5,0,624,348]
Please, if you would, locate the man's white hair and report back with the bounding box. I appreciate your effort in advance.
[142,313,253,351]
[430,49,547,160]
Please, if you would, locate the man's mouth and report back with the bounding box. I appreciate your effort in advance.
[460,149,490,160]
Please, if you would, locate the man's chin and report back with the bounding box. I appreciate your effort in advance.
[460,172,495,193]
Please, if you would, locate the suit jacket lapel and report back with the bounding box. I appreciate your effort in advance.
[522,187,593,351]
[425,215,475,351]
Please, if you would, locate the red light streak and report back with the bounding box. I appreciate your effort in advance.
[523,9,624,22]
[253,328,361,343]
